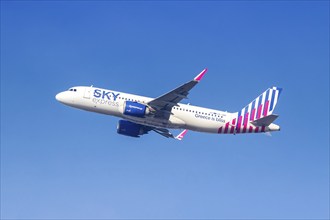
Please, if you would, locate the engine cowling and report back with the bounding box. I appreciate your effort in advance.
[117,120,146,137]
[122,101,150,118]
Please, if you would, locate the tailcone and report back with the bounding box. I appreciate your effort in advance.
[268,123,280,131]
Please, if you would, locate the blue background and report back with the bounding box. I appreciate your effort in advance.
[1,1,329,219]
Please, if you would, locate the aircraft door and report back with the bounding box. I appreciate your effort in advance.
[84,87,92,99]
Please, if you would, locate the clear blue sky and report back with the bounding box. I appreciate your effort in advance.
[1,1,329,219]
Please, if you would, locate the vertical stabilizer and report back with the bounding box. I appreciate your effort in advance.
[235,87,282,133]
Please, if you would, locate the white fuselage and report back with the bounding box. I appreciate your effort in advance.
[56,86,232,134]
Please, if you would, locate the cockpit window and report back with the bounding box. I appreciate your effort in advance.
[68,88,77,92]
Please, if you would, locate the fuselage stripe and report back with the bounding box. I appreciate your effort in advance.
[230,118,236,133]
[224,122,229,133]
[250,108,256,121]
[243,112,249,133]
[257,104,263,119]
[269,90,275,112]
[264,89,270,116]
[263,100,270,116]
[236,115,243,133]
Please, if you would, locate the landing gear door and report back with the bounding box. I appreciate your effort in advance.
[84,87,92,99]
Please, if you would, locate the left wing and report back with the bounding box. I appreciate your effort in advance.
[175,129,188,140]
[118,120,187,140]
[152,127,187,140]
[148,68,207,118]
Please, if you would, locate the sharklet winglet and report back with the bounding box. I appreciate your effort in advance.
[175,129,188,140]
[194,68,208,82]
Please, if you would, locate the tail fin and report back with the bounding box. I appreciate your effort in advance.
[241,86,282,118]
[234,87,282,133]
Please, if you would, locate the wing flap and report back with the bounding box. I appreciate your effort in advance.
[152,127,187,140]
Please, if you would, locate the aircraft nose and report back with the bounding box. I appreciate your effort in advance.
[55,91,72,104]
[55,92,64,102]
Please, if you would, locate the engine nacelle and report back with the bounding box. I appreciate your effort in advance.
[117,120,147,137]
[122,101,150,118]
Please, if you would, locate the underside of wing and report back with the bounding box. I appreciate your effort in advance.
[117,120,187,140]
[147,69,207,118]
[152,127,175,138]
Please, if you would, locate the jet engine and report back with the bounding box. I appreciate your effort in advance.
[117,120,148,137]
[121,101,150,118]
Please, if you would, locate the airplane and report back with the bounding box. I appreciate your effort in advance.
[55,69,282,140]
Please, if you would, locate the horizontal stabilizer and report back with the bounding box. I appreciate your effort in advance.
[250,114,279,127]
